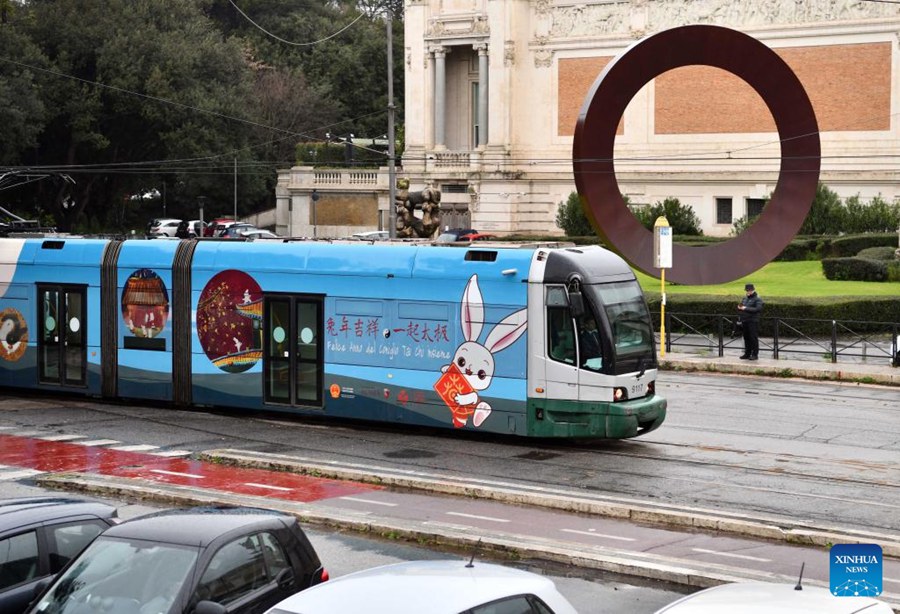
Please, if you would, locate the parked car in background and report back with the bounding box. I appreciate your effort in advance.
[148,218,182,237]
[654,582,893,614]
[204,218,236,237]
[436,228,478,243]
[458,232,498,242]
[175,220,205,239]
[219,223,259,239]
[350,230,389,241]
[28,506,327,614]
[264,560,578,614]
[241,229,281,241]
[0,496,117,614]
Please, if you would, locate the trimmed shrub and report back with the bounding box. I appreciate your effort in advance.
[645,293,900,335]
[857,246,897,261]
[775,238,819,261]
[632,197,703,236]
[824,233,898,257]
[555,192,595,237]
[822,257,888,282]
[889,261,900,283]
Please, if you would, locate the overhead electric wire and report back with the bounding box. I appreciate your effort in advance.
[228,0,367,46]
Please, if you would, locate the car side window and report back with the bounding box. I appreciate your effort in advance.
[195,534,267,605]
[47,521,107,573]
[0,531,39,590]
[470,595,545,614]
[258,532,289,578]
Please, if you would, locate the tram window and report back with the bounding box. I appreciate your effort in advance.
[547,287,576,364]
[577,313,603,371]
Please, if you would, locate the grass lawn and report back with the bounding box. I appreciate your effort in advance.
[635,261,900,298]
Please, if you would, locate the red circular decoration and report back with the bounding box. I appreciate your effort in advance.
[197,270,263,373]
[574,25,821,285]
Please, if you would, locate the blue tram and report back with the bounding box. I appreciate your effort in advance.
[0,237,665,439]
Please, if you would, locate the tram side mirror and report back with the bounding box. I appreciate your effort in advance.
[568,291,585,318]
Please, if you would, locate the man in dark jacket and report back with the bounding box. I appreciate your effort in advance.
[738,283,764,360]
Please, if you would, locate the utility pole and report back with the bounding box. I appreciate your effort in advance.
[234,157,238,221]
[387,12,397,238]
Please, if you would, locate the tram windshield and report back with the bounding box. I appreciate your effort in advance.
[587,281,654,364]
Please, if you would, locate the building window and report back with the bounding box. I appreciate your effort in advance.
[747,198,766,219]
[716,198,733,225]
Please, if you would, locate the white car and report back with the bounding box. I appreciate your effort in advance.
[264,560,579,614]
[351,230,389,240]
[654,582,893,614]
[149,218,182,237]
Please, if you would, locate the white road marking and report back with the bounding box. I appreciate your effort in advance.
[446,511,510,523]
[560,528,636,542]
[110,444,160,452]
[0,468,44,481]
[37,434,85,441]
[244,483,292,492]
[149,469,205,479]
[883,577,900,585]
[341,497,398,507]
[692,548,771,563]
[9,431,40,438]
[0,426,14,430]
[74,439,121,446]
[150,450,192,458]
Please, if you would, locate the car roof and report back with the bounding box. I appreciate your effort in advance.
[268,560,575,614]
[0,496,117,531]
[655,582,893,614]
[101,506,291,547]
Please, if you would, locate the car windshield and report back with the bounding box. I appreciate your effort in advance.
[34,536,199,614]
[587,281,654,361]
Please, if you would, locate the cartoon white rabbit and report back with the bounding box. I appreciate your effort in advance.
[441,274,527,428]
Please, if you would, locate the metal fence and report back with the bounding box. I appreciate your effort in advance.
[658,312,900,366]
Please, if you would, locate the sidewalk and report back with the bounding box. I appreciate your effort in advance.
[659,351,900,386]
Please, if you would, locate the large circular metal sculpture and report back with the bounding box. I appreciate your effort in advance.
[573,25,820,285]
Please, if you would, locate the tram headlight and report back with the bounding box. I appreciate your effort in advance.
[613,387,627,402]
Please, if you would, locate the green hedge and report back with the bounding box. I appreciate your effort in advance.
[822,257,889,282]
[819,233,898,258]
[645,293,900,334]
[774,238,820,261]
[857,246,898,261]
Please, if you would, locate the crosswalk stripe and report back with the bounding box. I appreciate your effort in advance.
[150,450,192,458]
[74,439,121,446]
[37,434,86,441]
[110,444,160,452]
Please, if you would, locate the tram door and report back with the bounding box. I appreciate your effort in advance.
[38,285,86,386]
[263,296,323,407]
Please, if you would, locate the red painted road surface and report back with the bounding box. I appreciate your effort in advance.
[0,434,380,502]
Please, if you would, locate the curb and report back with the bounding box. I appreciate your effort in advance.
[200,449,900,558]
[34,471,900,612]
[659,357,899,386]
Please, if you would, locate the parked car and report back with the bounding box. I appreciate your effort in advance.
[175,220,206,239]
[264,559,578,614]
[148,218,182,237]
[241,230,281,241]
[654,582,893,614]
[0,496,118,614]
[204,218,237,237]
[28,506,327,614]
[351,230,389,241]
[458,232,498,242]
[436,228,478,243]
[219,223,259,239]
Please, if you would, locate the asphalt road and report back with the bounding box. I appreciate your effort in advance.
[1,371,895,534]
[0,481,686,614]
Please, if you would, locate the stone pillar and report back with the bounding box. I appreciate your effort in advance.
[433,46,448,150]
[475,42,489,148]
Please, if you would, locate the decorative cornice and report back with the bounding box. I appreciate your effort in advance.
[425,12,490,40]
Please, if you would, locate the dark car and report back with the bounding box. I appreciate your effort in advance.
[28,506,327,614]
[0,497,117,614]
[219,224,258,239]
[175,220,205,239]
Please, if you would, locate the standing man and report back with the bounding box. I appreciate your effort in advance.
[738,283,764,360]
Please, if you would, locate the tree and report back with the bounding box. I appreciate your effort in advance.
[632,197,703,236]
[799,183,844,235]
[0,26,47,164]
[555,192,593,237]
